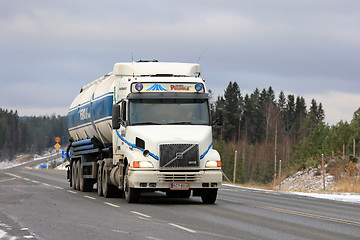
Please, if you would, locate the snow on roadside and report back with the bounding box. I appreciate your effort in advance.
[279,166,335,192]
[55,162,68,170]
[222,183,360,204]
[0,152,57,170]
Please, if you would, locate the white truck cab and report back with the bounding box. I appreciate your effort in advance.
[67,61,222,203]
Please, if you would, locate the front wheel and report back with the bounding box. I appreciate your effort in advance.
[124,168,140,203]
[201,189,218,204]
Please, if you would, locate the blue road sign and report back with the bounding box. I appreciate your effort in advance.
[62,150,72,158]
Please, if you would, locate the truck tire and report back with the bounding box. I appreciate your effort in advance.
[201,189,218,204]
[166,190,191,198]
[97,164,103,196]
[75,161,81,191]
[178,190,191,198]
[102,166,115,198]
[79,163,93,192]
[71,161,77,190]
[124,168,140,203]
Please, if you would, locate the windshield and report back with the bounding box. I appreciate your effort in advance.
[129,99,210,126]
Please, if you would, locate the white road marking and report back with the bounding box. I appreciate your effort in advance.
[0,177,16,183]
[146,237,163,240]
[67,190,78,194]
[112,230,129,234]
[131,211,151,218]
[3,173,21,178]
[84,195,96,200]
[104,202,120,208]
[23,178,30,181]
[42,183,50,187]
[54,186,64,190]
[168,223,197,233]
[32,180,39,184]
[24,235,35,239]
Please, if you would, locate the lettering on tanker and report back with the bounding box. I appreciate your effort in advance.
[79,108,91,121]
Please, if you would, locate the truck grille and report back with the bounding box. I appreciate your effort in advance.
[157,173,202,182]
[159,144,199,168]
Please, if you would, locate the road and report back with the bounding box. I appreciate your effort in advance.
[0,158,359,240]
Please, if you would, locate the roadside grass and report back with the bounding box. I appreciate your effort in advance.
[333,176,360,193]
[223,156,360,194]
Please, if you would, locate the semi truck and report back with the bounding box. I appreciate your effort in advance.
[66,61,223,203]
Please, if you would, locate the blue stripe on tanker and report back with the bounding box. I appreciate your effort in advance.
[68,92,114,112]
[67,94,113,131]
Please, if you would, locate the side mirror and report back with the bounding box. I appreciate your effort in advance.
[112,104,120,129]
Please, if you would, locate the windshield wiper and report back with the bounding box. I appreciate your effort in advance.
[132,122,161,126]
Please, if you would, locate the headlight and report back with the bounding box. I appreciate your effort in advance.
[133,161,154,168]
[205,160,222,168]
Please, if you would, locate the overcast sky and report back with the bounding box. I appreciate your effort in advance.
[1,0,360,125]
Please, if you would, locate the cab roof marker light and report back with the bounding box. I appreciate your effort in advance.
[195,83,203,92]
[135,83,143,92]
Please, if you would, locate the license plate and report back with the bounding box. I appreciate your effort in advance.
[170,182,189,190]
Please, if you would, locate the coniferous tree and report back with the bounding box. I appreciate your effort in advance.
[294,96,307,139]
[223,82,243,141]
[0,108,70,161]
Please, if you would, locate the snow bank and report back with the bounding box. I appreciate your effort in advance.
[279,166,335,192]
[0,152,58,170]
[222,184,360,204]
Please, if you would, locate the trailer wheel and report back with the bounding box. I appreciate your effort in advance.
[75,161,81,191]
[102,166,115,198]
[201,189,218,204]
[71,161,77,190]
[124,168,140,203]
[79,163,93,192]
[97,164,103,196]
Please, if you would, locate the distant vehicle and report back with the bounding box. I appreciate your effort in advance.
[66,61,223,203]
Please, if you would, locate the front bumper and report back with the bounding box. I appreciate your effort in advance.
[127,169,222,189]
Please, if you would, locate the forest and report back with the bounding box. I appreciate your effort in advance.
[0,108,69,160]
[1,81,359,185]
[210,82,360,184]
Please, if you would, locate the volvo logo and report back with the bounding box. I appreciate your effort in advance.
[176,153,183,159]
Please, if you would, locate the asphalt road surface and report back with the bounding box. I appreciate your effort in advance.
[0,158,360,240]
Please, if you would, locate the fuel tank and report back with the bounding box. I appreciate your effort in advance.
[67,74,115,144]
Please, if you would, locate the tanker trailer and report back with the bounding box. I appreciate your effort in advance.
[66,61,223,203]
